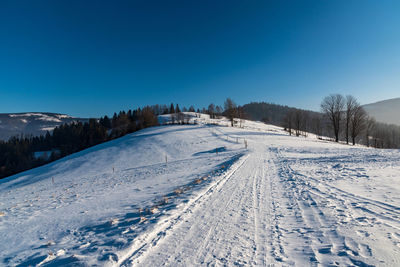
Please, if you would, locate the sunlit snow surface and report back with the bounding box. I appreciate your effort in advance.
[0,114,399,266]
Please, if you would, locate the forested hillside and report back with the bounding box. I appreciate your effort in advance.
[0,106,163,178]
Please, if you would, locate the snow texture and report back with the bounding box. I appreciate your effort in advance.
[0,114,399,266]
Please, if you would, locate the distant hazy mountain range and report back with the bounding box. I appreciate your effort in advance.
[363,98,400,126]
[0,113,87,141]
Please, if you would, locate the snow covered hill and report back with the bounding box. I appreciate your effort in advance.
[0,115,399,266]
[363,98,400,126]
[0,112,88,140]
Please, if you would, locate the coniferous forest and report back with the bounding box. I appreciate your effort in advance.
[0,105,173,179]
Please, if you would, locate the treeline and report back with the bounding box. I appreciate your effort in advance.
[237,101,326,137]
[279,94,400,149]
[369,121,400,148]
[0,105,170,179]
[282,108,326,138]
[229,97,400,149]
[242,102,316,125]
[318,94,400,148]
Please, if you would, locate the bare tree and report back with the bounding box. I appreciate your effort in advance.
[237,106,246,128]
[215,106,222,119]
[311,114,323,139]
[170,113,176,124]
[208,103,215,119]
[302,110,310,137]
[321,94,345,142]
[184,113,191,124]
[350,105,366,145]
[364,116,375,147]
[345,95,357,144]
[224,98,237,127]
[177,112,185,124]
[283,110,294,136]
[294,109,302,136]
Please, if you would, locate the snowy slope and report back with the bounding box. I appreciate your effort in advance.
[0,123,246,266]
[1,115,400,266]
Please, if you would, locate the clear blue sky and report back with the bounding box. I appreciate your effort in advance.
[1,0,399,117]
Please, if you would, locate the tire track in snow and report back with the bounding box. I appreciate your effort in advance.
[300,171,400,262]
[271,149,317,265]
[117,153,250,266]
[189,164,250,265]
[148,152,259,266]
[309,181,400,231]
[127,146,283,266]
[275,148,377,266]
[252,153,276,265]
[294,166,400,221]
[289,159,400,254]
[252,164,268,266]
[266,153,292,264]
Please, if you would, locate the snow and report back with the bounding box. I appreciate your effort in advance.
[56,114,72,119]
[35,116,62,123]
[0,114,399,266]
[41,126,56,131]
[8,113,63,122]
[9,113,47,118]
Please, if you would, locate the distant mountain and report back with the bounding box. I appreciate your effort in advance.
[363,98,400,126]
[0,112,88,140]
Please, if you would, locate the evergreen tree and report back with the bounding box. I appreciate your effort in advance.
[224,98,237,127]
[170,103,175,114]
[162,105,169,114]
[100,115,112,129]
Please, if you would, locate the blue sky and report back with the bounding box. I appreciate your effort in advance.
[0,0,399,117]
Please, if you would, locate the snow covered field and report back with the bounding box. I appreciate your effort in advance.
[1,115,400,266]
